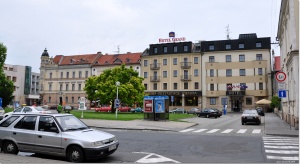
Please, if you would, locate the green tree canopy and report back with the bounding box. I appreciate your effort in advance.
[270,95,281,110]
[0,43,14,107]
[84,64,145,112]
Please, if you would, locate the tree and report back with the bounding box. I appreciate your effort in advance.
[0,43,14,107]
[84,64,145,113]
[270,95,281,110]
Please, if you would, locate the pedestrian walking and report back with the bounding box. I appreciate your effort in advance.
[57,104,62,113]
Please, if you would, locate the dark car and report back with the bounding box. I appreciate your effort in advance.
[196,108,222,118]
[256,107,265,116]
[241,109,261,125]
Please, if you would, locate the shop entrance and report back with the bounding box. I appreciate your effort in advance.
[231,97,243,112]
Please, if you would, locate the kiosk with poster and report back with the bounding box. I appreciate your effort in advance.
[143,96,169,121]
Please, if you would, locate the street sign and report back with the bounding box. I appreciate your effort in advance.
[171,96,174,102]
[278,90,287,98]
[275,72,287,82]
[277,82,285,90]
[115,99,120,108]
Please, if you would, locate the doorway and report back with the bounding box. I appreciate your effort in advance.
[231,97,242,112]
[59,97,62,105]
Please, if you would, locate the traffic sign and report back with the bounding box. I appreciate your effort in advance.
[278,90,287,98]
[277,82,285,90]
[275,72,286,82]
[115,99,120,108]
[171,96,174,102]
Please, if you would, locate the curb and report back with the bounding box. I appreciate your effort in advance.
[88,126,177,132]
[265,133,299,137]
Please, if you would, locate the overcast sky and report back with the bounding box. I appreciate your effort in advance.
[1,0,281,72]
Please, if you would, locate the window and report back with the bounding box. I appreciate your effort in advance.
[66,97,68,103]
[209,45,214,50]
[153,83,157,90]
[144,60,148,66]
[78,84,81,91]
[246,97,252,105]
[66,84,69,91]
[67,72,69,78]
[163,83,167,90]
[163,71,167,78]
[49,84,52,91]
[60,72,63,78]
[72,97,74,103]
[144,72,148,78]
[13,77,17,82]
[194,69,198,76]
[14,116,37,130]
[210,98,216,105]
[153,47,158,54]
[184,82,188,89]
[226,55,231,62]
[79,71,82,78]
[258,68,263,75]
[72,84,75,91]
[163,59,167,65]
[225,44,231,50]
[226,69,232,77]
[50,73,52,79]
[0,116,19,127]
[60,84,63,91]
[183,45,188,52]
[163,46,167,53]
[173,46,178,52]
[49,96,51,103]
[259,83,263,90]
[210,69,214,77]
[38,116,58,132]
[210,84,214,91]
[72,72,75,78]
[195,82,199,89]
[174,83,178,89]
[256,54,262,60]
[256,42,262,48]
[173,58,177,65]
[239,55,245,62]
[85,71,88,78]
[240,69,246,76]
[239,43,244,49]
[209,56,215,62]
[194,57,199,64]
[173,70,178,77]
[144,84,147,90]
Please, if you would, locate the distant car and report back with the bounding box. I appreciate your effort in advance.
[256,107,265,116]
[0,107,5,120]
[130,107,143,113]
[41,105,58,114]
[186,108,199,114]
[95,106,111,112]
[169,108,185,114]
[196,108,222,118]
[0,113,119,162]
[118,106,131,112]
[3,106,51,118]
[212,108,223,117]
[63,105,73,113]
[241,109,261,125]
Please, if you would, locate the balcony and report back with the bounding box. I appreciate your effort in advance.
[150,76,160,82]
[150,63,160,70]
[180,62,192,69]
[181,75,192,81]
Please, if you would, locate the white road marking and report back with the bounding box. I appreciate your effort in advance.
[237,129,247,133]
[264,143,299,145]
[221,129,233,133]
[264,145,299,149]
[263,140,298,143]
[193,129,207,133]
[266,155,299,160]
[206,129,220,133]
[265,149,299,154]
[133,152,180,163]
[179,129,194,133]
[252,129,261,133]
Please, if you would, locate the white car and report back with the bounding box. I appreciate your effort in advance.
[3,106,51,118]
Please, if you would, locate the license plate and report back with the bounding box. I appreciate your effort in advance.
[247,117,253,119]
[109,144,117,151]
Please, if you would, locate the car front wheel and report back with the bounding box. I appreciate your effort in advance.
[67,146,84,163]
[3,141,19,155]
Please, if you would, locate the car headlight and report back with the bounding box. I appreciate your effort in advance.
[91,141,104,146]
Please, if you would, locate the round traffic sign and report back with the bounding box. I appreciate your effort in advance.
[275,72,286,82]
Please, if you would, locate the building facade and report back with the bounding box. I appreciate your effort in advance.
[201,34,272,112]
[276,0,299,128]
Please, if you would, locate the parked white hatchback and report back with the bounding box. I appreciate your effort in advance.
[3,106,51,118]
[0,113,119,162]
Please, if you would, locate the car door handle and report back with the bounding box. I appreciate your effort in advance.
[13,132,16,135]
[38,135,42,138]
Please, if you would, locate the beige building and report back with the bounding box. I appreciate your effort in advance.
[201,34,272,112]
[141,41,202,110]
[277,0,299,128]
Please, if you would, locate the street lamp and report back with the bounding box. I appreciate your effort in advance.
[182,93,185,114]
[116,81,120,119]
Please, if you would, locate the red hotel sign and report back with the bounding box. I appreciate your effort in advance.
[144,99,153,113]
[159,37,186,43]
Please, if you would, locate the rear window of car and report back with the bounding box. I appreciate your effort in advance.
[0,116,20,127]
[14,116,37,130]
[243,110,257,114]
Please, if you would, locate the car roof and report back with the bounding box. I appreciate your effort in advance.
[11,113,73,117]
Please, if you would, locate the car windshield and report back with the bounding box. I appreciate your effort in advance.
[243,110,257,114]
[55,115,88,131]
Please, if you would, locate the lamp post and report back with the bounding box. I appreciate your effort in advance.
[182,93,185,114]
[116,81,120,119]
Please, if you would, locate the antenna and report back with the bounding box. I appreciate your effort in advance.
[225,24,231,40]
[114,45,122,54]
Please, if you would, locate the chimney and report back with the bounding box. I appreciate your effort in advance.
[127,52,131,54]
[97,51,102,55]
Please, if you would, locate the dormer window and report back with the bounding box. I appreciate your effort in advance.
[105,61,109,64]
[126,58,131,63]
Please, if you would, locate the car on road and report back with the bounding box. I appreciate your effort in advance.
[0,107,5,120]
[196,108,222,118]
[130,107,143,113]
[241,109,261,125]
[186,108,200,114]
[63,105,73,113]
[3,106,51,118]
[0,113,119,162]
[256,107,265,116]
[169,108,185,114]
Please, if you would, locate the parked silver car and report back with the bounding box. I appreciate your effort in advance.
[0,113,119,162]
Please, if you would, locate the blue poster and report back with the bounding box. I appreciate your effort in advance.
[155,99,165,113]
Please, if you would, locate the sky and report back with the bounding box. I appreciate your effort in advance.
[0,0,282,73]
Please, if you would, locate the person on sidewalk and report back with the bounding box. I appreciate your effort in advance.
[57,104,62,113]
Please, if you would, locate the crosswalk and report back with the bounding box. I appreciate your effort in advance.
[263,136,299,162]
[179,128,262,134]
